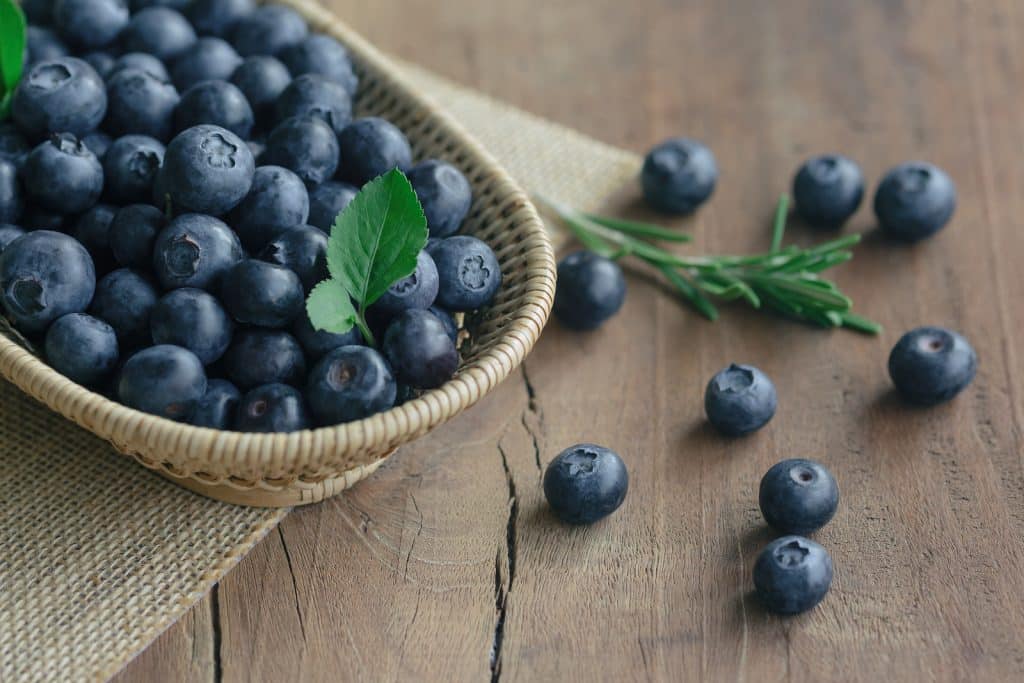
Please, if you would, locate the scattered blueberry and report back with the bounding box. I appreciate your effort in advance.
[72,203,118,273]
[12,57,107,138]
[258,224,327,292]
[187,0,255,39]
[704,363,777,436]
[170,38,243,91]
[888,326,977,405]
[792,154,864,229]
[427,235,502,311]
[305,345,397,425]
[53,0,129,50]
[219,259,304,328]
[553,250,626,330]
[44,312,119,386]
[263,115,339,186]
[151,288,234,364]
[22,134,103,215]
[174,80,255,139]
[307,180,357,232]
[117,344,207,420]
[89,268,159,347]
[229,55,291,129]
[290,312,362,361]
[109,204,165,270]
[190,378,241,430]
[336,118,412,186]
[108,52,169,82]
[753,536,833,615]
[280,34,358,94]
[374,250,439,316]
[274,73,352,135]
[0,161,22,224]
[231,4,309,57]
[158,124,255,215]
[235,382,310,432]
[228,165,310,250]
[408,160,473,238]
[874,162,956,242]
[120,7,197,62]
[543,443,629,525]
[103,135,165,204]
[382,309,458,389]
[222,328,306,389]
[641,138,718,214]
[152,213,244,291]
[104,68,180,141]
[759,459,839,535]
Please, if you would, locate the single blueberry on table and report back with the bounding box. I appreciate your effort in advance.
[121,7,197,62]
[170,38,244,91]
[0,161,22,224]
[12,57,107,138]
[103,135,166,205]
[704,363,777,436]
[888,326,977,405]
[152,213,244,291]
[263,116,339,187]
[25,27,69,65]
[231,4,309,57]
[307,181,358,232]
[89,268,159,348]
[753,536,833,615]
[104,69,180,142]
[290,312,362,361]
[381,309,459,390]
[0,231,96,334]
[222,328,306,389]
[274,74,353,135]
[874,162,956,242]
[428,305,459,344]
[173,81,255,140]
[158,124,255,215]
[258,225,328,292]
[190,379,241,430]
[553,250,626,331]
[759,459,839,535]
[407,160,473,238]
[336,118,413,186]
[641,138,718,214]
[22,134,104,215]
[108,52,170,83]
[374,250,439,316]
[109,204,166,270]
[117,344,207,421]
[229,56,292,130]
[543,443,629,525]
[72,203,118,274]
[792,154,864,229]
[0,224,26,254]
[151,288,234,365]
[305,345,397,425]
[236,383,311,433]
[44,313,119,387]
[53,0,130,50]
[82,51,116,80]
[228,165,310,251]
[280,34,358,95]
[426,236,502,311]
[188,0,256,39]
[81,131,112,161]
[219,259,304,328]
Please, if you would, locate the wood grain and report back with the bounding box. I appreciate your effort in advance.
[117,0,1024,680]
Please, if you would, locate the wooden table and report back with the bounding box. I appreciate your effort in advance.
[118,1,1024,680]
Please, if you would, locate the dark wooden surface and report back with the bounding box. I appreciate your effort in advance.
[118,1,1024,680]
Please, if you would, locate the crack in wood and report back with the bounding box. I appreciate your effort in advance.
[519,362,544,475]
[490,442,519,682]
[404,493,424,581]
[211,585,223,683]
[278,526,308,645]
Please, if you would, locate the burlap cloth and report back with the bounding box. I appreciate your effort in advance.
[0,63,639,682]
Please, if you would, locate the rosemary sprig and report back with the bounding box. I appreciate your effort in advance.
[537,194,881,334]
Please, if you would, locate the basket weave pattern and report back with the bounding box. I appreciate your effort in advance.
[0,0,556,506]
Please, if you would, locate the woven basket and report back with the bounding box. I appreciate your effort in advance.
[0,0,555,507]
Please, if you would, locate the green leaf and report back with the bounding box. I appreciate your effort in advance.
[0,0,26,98]
[770,193,789,253]
[306,279,358,334]
[326,169,428,309]
[580,212,692,242]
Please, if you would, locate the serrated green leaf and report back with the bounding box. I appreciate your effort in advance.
[0,0,26,99]
[306,279,358,334]
[326,169,428,309]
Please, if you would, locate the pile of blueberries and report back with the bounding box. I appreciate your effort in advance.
[0,0,503,432]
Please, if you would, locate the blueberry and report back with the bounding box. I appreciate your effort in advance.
[148,289,232,366]
[704,363,777,436]
[89,268,159,347]
[0,124,30,168]
[231,4,309,57]
[307,180,357,231]
[159,124,255,215]
[759,459,839,535]
[374,250,439,316]
[381,309,458,390]
[82,51,116,79]
[121,8,197,62]
[305,346,396,425]
[258,225,327,292]
[228,165,310,251]
[104,69,180,142]
[22,134,104,214]
[0,160,22,224]
[54,0,129,50]
[222,329,306,389]
[336,118,412,186]
[290,312,361,361]
[282,33,357,88]
[874,162,956,242]
[753,536,833,615]
[427,235,502,311]
[274,73,352,135]
[263,116,339,187]
[103,135,166,204]
[72,203,118,273]
[152,213,244,291]
[543,443,629,525]
[0,231,96,334]
[108,52,170,82]
[229,56,291,129]
[219,259,304,328]
[0,224,26,254]
[170,38,244,91]
[44,313,119,386]
[173,81,255,140]
[117,344,207,420]
[26,27,69,65]
[641,138,718,214]
[236,383,310,432]
[792,154,864,229]
[408,160,473,238]
[888,326,977,405]
[188,0,255,38]
[109,204,166,270]
[12,57,107,138]
[81,131,113,161]
[428,305,458,344]
[553,250,626,331]
[129,0,191,10]
[190,379,241,430]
